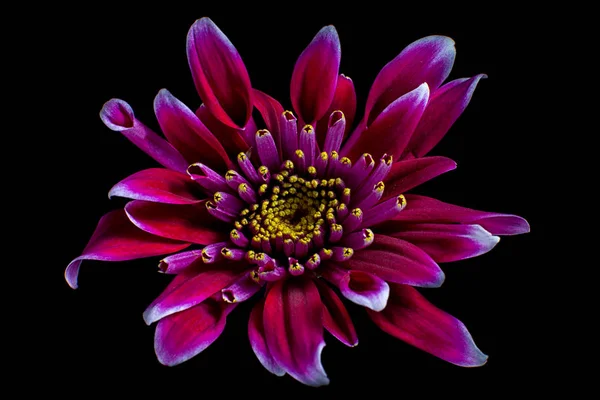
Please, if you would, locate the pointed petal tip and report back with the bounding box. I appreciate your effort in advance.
[64,260,82,289]
[100,98,134,131]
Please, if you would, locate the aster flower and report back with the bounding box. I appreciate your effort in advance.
[65,17,529,386]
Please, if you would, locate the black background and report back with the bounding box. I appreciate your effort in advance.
[33,4,549,397]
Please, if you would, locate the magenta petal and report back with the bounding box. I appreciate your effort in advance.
[65,210,190,289]
[125,200,228,244]
[343,83,429,161]
[392,194,530,236]
[248,299,286,377]
[291,26,341,124]
[109,168,203,204]
[144,266,244,325]
[383,157,456,199]
[405,74,487,158]
[253,89,285,158]
[316,75,357,148]
[154,89,232,171]
[159,250,203,274]
[155,300,235,366]
[389,223,500,262]
[315,280,358,347]
[196,104,250,158]
[264,279,329,386]
[365,35,456,124]
[348,234,444,287]
[187,18,252,128]
[339,270,390,312]
[100,99,189,173]
[368,284,488,367]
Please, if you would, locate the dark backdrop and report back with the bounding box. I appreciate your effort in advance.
[41,4,546,397]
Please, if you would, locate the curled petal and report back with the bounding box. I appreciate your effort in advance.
[155,299,236,366]
[248,299,286,376]
[264,279,329,386]
[109,168,203,204]
[125,200,228,244]
[159,250,203,274]
[187,18,252,128]
[405,74,487,158]
[316,75,356,147]
[196,105,250,158]
[391,194,530,236]
[368,284,488,367]
[348,234,444,287]
[339,271,390,312]
[291,26,341,124]
[365,35,456,124]
[100,99,189,173]
[383,157,456,199]
[65,210,189,289]
[154,89,232,171]
[253,89,284,158]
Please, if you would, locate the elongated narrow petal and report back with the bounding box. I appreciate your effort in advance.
[361,194,407,228]
[187,163,233,195]
[65,210,189,289]
[159,250,203,274]
[368,284,488,367]
[383,157,456,199]
[389,223,500,262]
[365,35,456,124]
[391,194,530,235]
[316,280,358,347]
[143,267,244,325]
[256,129,280,171]
[405,74,487,158]
[125,200,228,244]
[344,83,430,161]
[100,99,189,173]
[253,89,284,157]
[155,300,235,366]
[109,168,203,204]
[187,18,252,128]
[316,74,356,147]
[248,299,286,376]
[291,26,341,124]
[154,89,232,170]
[348,234,444,287]
[264,279,329,386]
[322,111,346,154]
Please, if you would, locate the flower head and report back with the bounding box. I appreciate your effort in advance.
[66,17,529,386]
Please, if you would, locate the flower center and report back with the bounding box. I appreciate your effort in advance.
[234,161,345,261]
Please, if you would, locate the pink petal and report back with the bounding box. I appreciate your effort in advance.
[389,223,500,262]
[155,299,236,366]
[365,35,456,125]
[143,265,245,325]
[383,157,456,199]
[404,74,487,158]
[339,270,390,312]
[109,168,203,204]
[253,89,285,158]
[368,284,488,367]
[100,99,189,173]
[154,89,233,171]
[248,299,286,377]
[343,83,429,161]
[159,250,203,274]
[291,26,341,125]
[390,194,530,236]
[187,18,252,128]
[348,234,444,287]
[125,200,228,244]
[316,74,357,148]
[65,210,189,289]
[264,279,329,386]
[315,280,358,347]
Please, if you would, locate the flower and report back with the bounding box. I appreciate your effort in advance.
[65,17,529,386]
